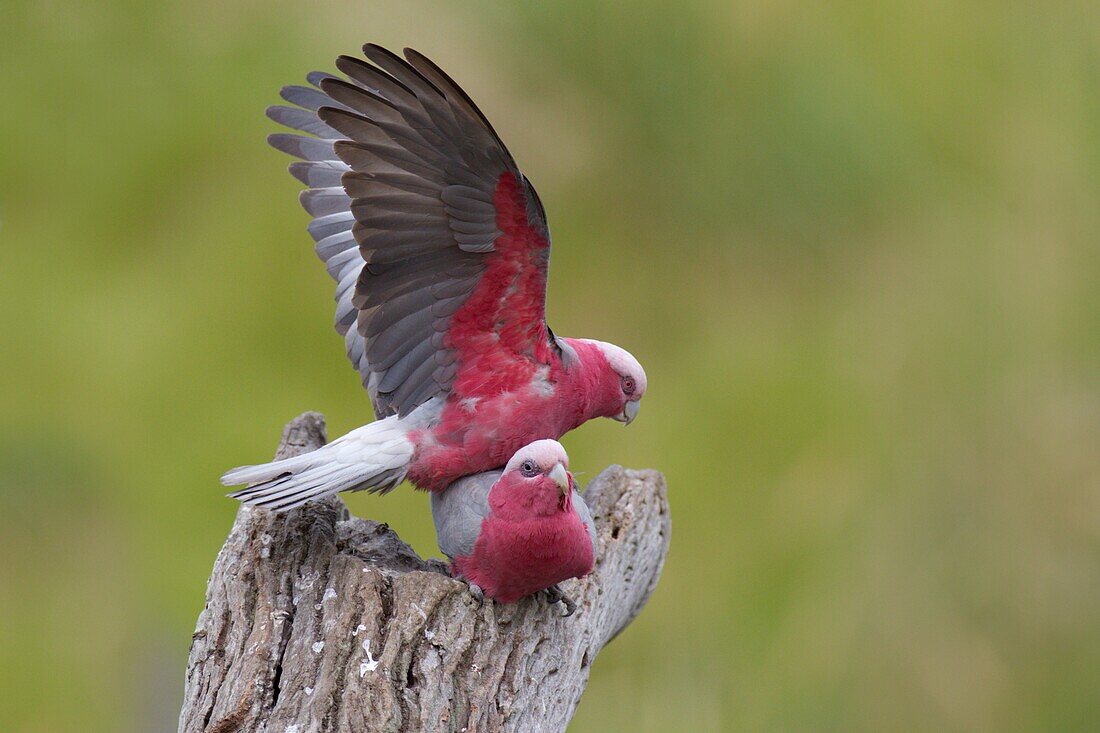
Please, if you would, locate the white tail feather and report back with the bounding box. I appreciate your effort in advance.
[221,416,415,511]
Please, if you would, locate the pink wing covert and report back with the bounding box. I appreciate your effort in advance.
[445,172,556,402]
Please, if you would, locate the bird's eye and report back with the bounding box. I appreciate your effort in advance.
[520,460,539,477]
[621,376,636,395]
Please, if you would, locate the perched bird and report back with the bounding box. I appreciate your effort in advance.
[432,440,596,612]
[223,44,646,510]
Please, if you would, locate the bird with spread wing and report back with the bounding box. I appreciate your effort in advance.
[222,44,647,510]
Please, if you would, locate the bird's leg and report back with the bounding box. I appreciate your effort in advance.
[463,580,485,606]
[543,584,577,617]
[446,562,485,606]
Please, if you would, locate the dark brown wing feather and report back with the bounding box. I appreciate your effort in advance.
[267,45,552,418]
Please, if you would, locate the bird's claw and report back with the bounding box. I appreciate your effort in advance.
[465,581,485,607]
[543,584,578,617]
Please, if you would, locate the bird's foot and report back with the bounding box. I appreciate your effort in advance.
[543,584,577,617]
[464,581,485,607]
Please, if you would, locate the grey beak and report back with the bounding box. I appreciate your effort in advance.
[549,462,570,495]
[613,399,640,425]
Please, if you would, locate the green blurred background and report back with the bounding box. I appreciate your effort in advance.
[2,1,1099,730]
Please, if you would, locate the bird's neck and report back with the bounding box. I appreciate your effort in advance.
[560,338,621,420]
[489,476,566,521]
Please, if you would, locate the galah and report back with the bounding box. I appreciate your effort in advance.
[222,43,646,511]
[431,440,596,612]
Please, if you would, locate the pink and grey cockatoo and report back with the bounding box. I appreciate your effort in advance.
[222,44,647,510]
[431,440,596,613]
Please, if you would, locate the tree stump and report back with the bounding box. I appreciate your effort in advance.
[179,412,670,733]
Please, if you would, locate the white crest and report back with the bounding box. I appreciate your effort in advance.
[582,340,648,395]
[505,439,569,472]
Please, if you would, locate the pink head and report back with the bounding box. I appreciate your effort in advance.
[490,440,574,519]
[571,339,647,426]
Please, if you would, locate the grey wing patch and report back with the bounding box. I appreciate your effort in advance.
[268,45,551,420]
[267,79,379,412]
[574,490,598,555]
[552,330,579,369]
[430,470,500,559]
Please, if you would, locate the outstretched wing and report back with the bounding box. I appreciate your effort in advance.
[268,44,558,419]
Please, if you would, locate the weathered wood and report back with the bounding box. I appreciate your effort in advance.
[180,412,669,733]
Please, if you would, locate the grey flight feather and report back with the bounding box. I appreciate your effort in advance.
[267,44,554,420]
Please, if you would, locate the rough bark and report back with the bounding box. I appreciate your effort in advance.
[179,412,670,733]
